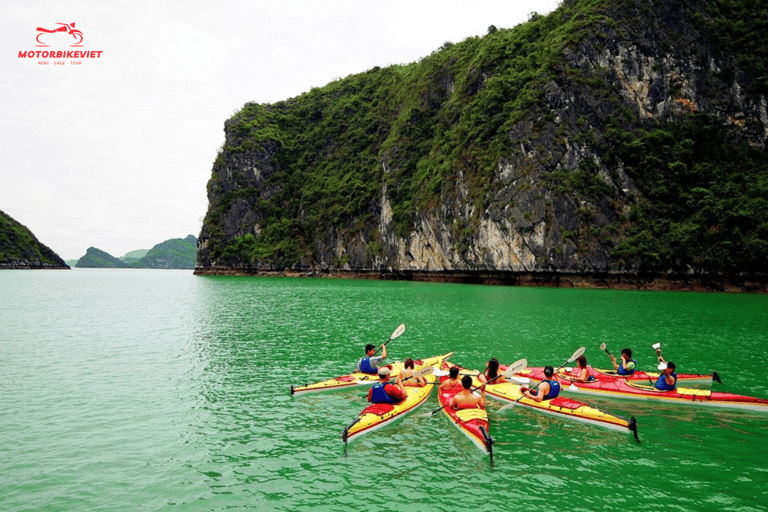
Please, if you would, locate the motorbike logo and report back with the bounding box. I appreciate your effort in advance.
[36,22,83,47]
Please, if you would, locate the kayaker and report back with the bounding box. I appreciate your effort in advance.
[520,366,561,402]
[570,355,595,382]
[357,343,388,375]
[654,362,678,391]
[609,348,637,376]
[397,358,427,387]
[367,367,407,404]
[478,358,507,384]
[449,375,486,410]
[439,366,463,390]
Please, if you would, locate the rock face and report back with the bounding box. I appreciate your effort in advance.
[196,0,768,282]
[76,247,130,268]
[0,209,68,269]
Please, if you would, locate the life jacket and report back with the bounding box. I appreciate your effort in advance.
[369,382,397,404]
[655,372,678,391]
[543,379,561,400]
[358,356,377,375]
[617,359,637,376]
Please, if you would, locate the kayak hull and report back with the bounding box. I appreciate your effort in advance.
[555,373,768,411]
[341,354,451,443]
[291,353,452,395]
[437,363,492,455]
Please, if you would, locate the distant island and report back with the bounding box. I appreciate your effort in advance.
[75,235,197,269]
[0,209,68,269]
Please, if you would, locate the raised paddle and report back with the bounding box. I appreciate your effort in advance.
[422,358,528,417]
[374,323,406,355]
[652,343,667,370]
[499,347,585,411]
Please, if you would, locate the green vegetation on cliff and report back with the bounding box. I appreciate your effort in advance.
[75,236,197,269]
[0,209,68,269]
[200,0,768,276]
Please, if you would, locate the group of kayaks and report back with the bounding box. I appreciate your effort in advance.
[290,332,768,457]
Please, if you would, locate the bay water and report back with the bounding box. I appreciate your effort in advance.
[1,269,766,511]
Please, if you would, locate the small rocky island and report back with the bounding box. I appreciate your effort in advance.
[0,209,68,269]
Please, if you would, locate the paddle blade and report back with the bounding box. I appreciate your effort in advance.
[390,323,406,340]
[652,343,661,350]
[599,343,606,351]
[567,347,586,363]
[502,358,528,378]
[510,376,530,385]
[568,383,579,391]
[657,363,667,370]
[414,365,434,377]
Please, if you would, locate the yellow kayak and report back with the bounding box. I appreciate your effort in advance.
[291,353,452,395]
[341,353,452,443]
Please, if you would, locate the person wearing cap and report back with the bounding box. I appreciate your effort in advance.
[609,348,637,376]
[654,361,677,391]
[520,365,561,402]
[356,343,388,375]
[367,366,407,404]
[449,375,486,410]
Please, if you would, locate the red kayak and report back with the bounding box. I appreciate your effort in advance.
[436,367,493,456]
[543,370,768,411]
[516,366,721,385]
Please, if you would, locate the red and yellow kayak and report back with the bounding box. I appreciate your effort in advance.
[552,371,768,411]
[341,356,448,444]
[291,353,451,395]
[437,364,493,456]
[516,366,720,385]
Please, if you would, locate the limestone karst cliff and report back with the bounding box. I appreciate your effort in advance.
[196,0,768,287]
[0,209,68,269]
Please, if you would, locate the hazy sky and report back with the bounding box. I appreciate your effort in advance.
[1,0,561,260]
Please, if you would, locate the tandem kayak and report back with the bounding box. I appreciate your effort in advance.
[554,372,768,411]
[341,356,448,444]
[516,366,720,385]
[436,365,493,456]
[290,353,453,395]
[450,365,639,440]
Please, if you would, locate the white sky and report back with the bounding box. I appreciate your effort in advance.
[1,0,561,260]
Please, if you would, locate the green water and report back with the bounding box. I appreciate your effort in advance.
[1,269,767,511]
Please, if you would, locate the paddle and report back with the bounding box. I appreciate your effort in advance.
[374,323,406,355]
[600,342,613,358]
[499,347,585,411]
[422,358,528,417]
[357,364,435,395]
[652,343,667,370]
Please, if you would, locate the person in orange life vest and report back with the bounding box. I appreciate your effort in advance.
[478,357,507,384]
[569,355,595,382]
[439,366,463,390]
[655,361,677,391]
[357,343,388,375]
[520,365,561,402]
[449,375,486,410]
[397,358,427,387]
[367,367,407,404]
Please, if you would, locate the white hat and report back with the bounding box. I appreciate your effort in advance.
[378,367,391,377]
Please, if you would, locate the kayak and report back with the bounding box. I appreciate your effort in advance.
[553,371,768,411]
[436,364,493,456]
[340,358,445,444]
[290,353,452,395]
[516,366,720,385]
[451,365,639,440]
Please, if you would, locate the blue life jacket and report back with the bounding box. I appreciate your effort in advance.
[369,382,396,404]
[617,359,637,376]
[543,379,561,399]
[358,356,376,374]
[655,372,678,391]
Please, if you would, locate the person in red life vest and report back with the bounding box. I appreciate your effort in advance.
[439,366,463,391]
[569,355,595,382]
[478,357,507,384]
[449,375,486,410]
[367,367,407,404]
[357,343,388,375]
[396,358,427,387]
[520,365,561,402]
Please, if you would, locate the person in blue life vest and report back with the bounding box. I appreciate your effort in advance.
[367,367,407,404]
[356,343,388,375]
[520,365,561,402]
[655,361,677,391]
[609,348,637,375]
